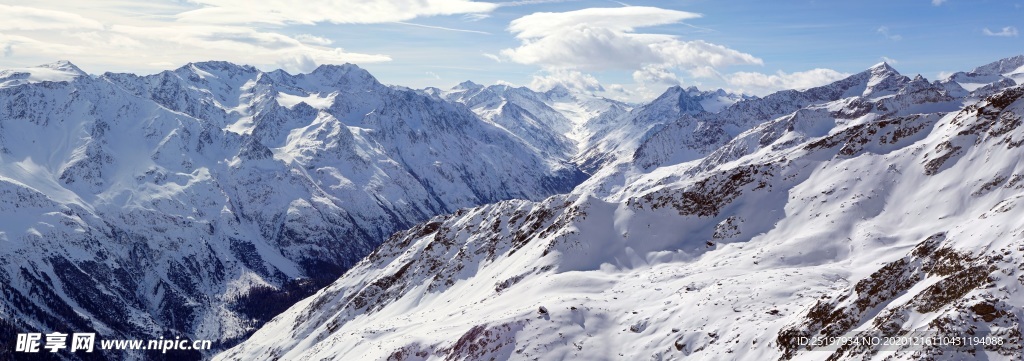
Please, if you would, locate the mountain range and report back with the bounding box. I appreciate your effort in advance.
[219,56,1024,360]
[1,54,1022,360]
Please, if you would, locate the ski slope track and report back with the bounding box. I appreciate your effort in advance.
[220,56,1024,361]
[0,61,587,360]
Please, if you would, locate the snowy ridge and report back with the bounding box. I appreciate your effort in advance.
[578,62,924,198]
[221,56,1024,361]
[0,60,87,89]
[945,55,1024,94]
[0,61,585,360]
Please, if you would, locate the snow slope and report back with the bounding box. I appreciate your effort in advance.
[220,56,1024,361]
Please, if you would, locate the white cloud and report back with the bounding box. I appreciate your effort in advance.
[607,84,628,93]
[529,69,604,92]
[110,24,392,64]
[276,54,319,73]
[983,26,1019,37]
[632,64,680,86]
[687,66,721,79]
[506,6,701,39]
[931,0,946,5]
[0,33,91,59]
[725,68,851,96]
[0,4,393,73]
[602,83,636,102]
[463,13,491,21]
[880,56,898,65]
[499,7,762,72]
[295,34,333,46]
[482,53,502,62]
[936,71,954,80]
[877,26,902,41]
[177,0,497,25]
[0,4,104,31]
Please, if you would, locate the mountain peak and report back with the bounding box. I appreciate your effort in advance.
[456,80,481,88]
[647,85,705,115]
[38,60,87,76]
[1,60,88,88]
[866,61,903,81]
[309,63,380,88]
[831,61,909,97]
[870,61,896,72]
[311,62,364,74]
[545,84,573,97]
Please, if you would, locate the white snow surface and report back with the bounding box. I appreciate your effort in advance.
[275,91,336,110]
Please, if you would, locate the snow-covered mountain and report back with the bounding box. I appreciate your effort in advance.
[574,85,750,174]
[432,78,753,181]
[434,82,631,159]
[945,54,1024,96]
[579,62,936,197]
[219,56,1024,361]
[0,61,586,359]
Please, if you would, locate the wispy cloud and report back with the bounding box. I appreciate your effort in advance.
[881,56,898,65]
[931,0,947,6]
[482,53,502,62]
[295,34,333,46]
[462,13,491,22]
[0,2,499,73]
[393,21,491,35]
[983,26,1019,37]
[877,26,902,41]
[494,0,580,7]
[0,4,103,31]
[176,0,497,25]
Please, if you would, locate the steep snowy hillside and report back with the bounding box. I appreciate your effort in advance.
[0,61,584,360]
[220,57,1023,361]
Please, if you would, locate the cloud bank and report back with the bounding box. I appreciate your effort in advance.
[500,7,762,74]
[0,1,496,73]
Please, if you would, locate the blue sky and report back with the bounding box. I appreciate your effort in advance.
[1,0,1021,100]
